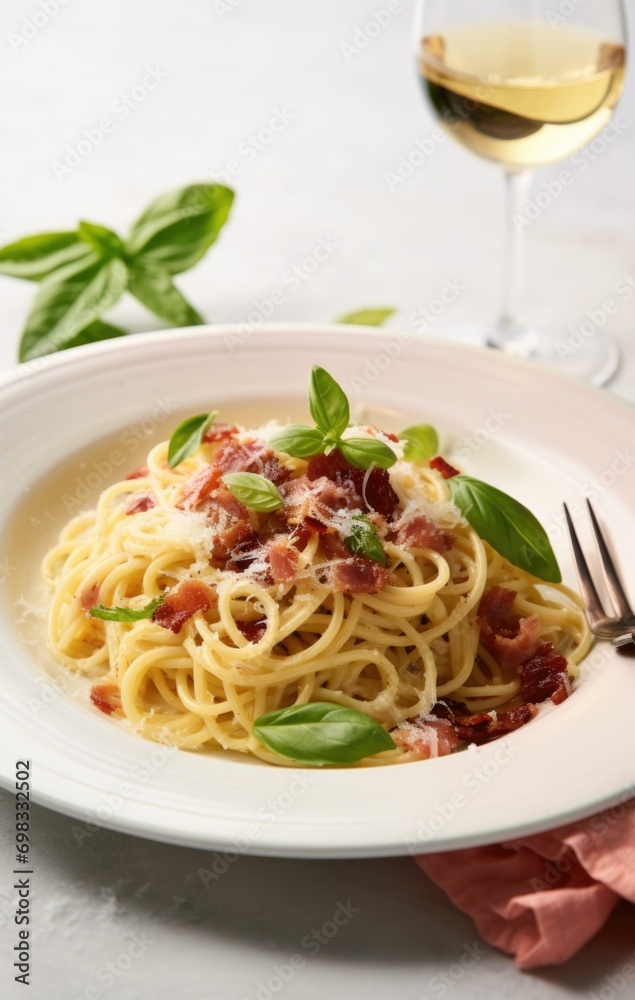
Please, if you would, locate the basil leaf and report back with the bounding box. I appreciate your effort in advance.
[90,596,164,622]
[269,425,325,458]
[447,475,562,583]
[0,232,94,281]
[345,514,387,567]
[222,473,284,512]
[126,183,234,275]
[61,319,128,351]
[337,307,395,327]
[401,424,439,464]
[128,263,204,326]
[19,258,129,361]
[167,412,219,468]
[253,702,396,765]
[309,366,350,437]
[77,221,125,258]
[339,437,397,471]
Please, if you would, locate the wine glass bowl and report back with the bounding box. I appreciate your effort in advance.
[413,0,628,384]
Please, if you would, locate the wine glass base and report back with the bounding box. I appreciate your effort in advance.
[429,327,621,387]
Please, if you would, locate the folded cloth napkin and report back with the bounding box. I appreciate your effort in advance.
[416,798,635,969]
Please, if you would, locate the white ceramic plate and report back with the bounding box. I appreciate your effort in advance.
[1,325,634,858]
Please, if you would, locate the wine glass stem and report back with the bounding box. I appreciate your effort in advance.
[487,168,537,357]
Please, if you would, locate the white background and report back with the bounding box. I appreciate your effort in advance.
[1,1,634,997]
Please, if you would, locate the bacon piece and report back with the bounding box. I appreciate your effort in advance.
[124,492,156,515]
[267,538,299,584]
[90,683,121,715]
[125,465,149,480]
[432,699,537,745]
[203,422,238,443]
[282,475,356,527]
[331,557,390,594]
[80,583,100,610]
[392,513,453,552]
[214,438,268,474]
[236,618,267,643]
[520,643,570,704]
[152,581,214,634]
[430,456,460,479]
[478,586,542,669]
[306,450,399,519]
[178,465,249,522]
[392,718,459,759]
[261,455,290,487]
[211,519,258,566]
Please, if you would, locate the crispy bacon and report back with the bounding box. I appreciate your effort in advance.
[306,450,399,519]
[331,557,390,594]
[282,475,356,527]
[236,618,267,643]
[391,513,453,552]
[80,583,100,610]
[478,586,542,669]
[392,718,459,759]
[261,455,291,486]
[211,520,258,566]
[203,422,238,443]
[430,456,460,479]
[520,643,570,704]
[90,683,121,715]
[214,439,267,474]
[179,466,249,522]
[125,465,148,480]
[432,699,537,745]
[267,538,299,584]
[152,581,214,634]
[124,492,156,515]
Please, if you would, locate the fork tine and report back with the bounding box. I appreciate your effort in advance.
[586,500,634,619]
[563,503,606,625]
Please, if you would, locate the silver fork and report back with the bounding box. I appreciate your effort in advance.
[564,500,635,648]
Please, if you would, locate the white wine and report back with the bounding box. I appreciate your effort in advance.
[419,22,626,167]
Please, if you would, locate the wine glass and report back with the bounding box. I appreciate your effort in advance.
[414,0,627,385]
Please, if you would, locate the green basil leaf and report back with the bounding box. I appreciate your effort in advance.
[61,319,128,351]
[19,258,129,361]
[222,473,284,512]
[0,232,94,281]
[77,221,125,258]
[401,424,439,464]
[89,596,164,622]
[308,366,350,437]
[253,702,396,765]
[125,183,234,275]
[167,412,219,468]
[336,307,395,327]
[339,437,397,471]
[345,514,387,567]
[447,475,562,583]
[269,425,325,458]
[129,263,204,326]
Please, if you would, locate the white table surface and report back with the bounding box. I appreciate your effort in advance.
[1,1,634,997]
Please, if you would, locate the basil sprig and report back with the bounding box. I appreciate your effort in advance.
[345,514,387,567]
[0,183,234,362]
[89,596,164,622]
[223,473,284,512]
[336,307,395,327]
[253,702,396,765]
[401,424,439,464]
[167,411,219,468]
[270,366,397,472]
[447,475,561,583]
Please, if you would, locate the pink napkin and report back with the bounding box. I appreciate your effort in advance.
[416,798,635,969]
